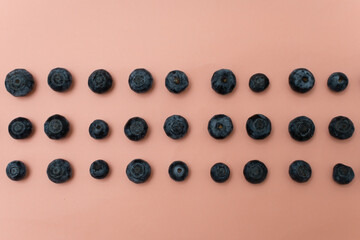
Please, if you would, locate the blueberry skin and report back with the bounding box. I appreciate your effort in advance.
[208,114,233,139]
[211,69,236,95]
[289,68,315,93]
[90,160,109,179]
[243,160,268,184]
[47,159,72,184]
[8,117,32,139]
[126,159,151,184]
[165,70,189,94]
[249,73,269,92]
[5,69,34,97]
[124,117,148,141]
[6,161,26,181]
[163,115,189,139]
[328,116,354,140]
[168,161,189,182]
[48,68,72,92]
[128,68,153,93]
[288,116,315,141]
[289,160,312,183]
[333,163,354,185]
[327,72,348,92]
[246,114,271,140]
[210,162,230,183]
[88,69,113,94]
[44,114,70,140]
[89,119,109,139]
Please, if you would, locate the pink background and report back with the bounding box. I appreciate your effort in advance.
[0,0,360,239]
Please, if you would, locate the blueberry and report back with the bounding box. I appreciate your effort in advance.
[333,163,354,185]
[289,68,315,93]
[168,161,189,182]
[89,119,109,139]
[8,117,32,139]
[211,69,236,95]
[243,160,268,184]
[165,70,189,94]
[289,160,312,183]
[88,69,113,94]
[288,116,315,141]
[90,160,109,179]
[6,161,26,181]
[246,114,271,140]
[124,117,148,141]
[163,115,188,139]
[210,162,230,183]
[126,159,151,184]
[327,72,348,92]
[208,114,233,139]
[48,68,72,92]
[5,69,34,97]
[328,116,354,140]
[249,73,269,92]
[128,68,153,93]
[47,159,72,184]
[44,114,70,140]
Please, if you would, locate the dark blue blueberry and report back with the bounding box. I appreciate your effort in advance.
[243,160,268,184]
[165,70,189,94]
[6,161,26,181]
[8,117,32,139]
[246,114,271,140]
[249,73,269,92]
[289,68,315,93]
[168,161,189,182]
[128,68,153,93]
[208,114,233,139]
[211,69,236,95]
[88,69,113,94]
[163,115,188,140]
[333,163,354,185]
[289,160,312,183]
[327,72,348,92]
[44,114,70,140]
[5,69,34,97]
[210,162,230,183]
[288,116,315,141]
[90,160,109,179]
[126,159,151,184]
[124,117,148,141]
[48,68,72,92]
[329,116,354,140]
[89,119,109,139]
[47,159,72,184]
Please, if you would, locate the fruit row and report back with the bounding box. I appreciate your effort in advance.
[4,159,355,185]
[7,114,355,141]
[3,67,348,97]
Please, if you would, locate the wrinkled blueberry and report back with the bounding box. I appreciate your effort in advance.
[44,114,70,140]
[208,114,233,139]
[124,117,148,141]
[128,68,153,93]
[8,117,32,139]
[243,160,268,184]
[289,160,312,183]
[90,160,109,179]
[163,115,188,139]
[47,159,72,184]
[5,69,34,97]
[289,68,315,93]
[88,69,113,94]
[6,161,26,181]
[168,161,189,182]
[288,116,315,141]
[211,69,236,95]
[210,162,230,183]
[48,68,72,92]
[249,73,269,92]
[333,163,354,185]
[246,114,271,140]
[329,116,354,140]
[126,159,151,184]
[165,70,189,94]
[89,119,109,139]
[327,72,348,92]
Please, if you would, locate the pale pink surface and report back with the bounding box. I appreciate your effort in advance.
[0,0,360,239]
